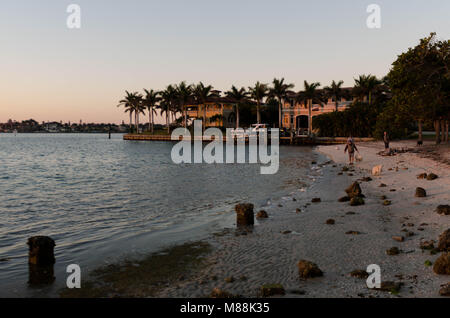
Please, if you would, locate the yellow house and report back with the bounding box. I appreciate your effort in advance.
[186,96,237,128]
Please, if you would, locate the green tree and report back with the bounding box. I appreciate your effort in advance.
[324,80,345,111]
[133,93,145,134]
[118,91,143,133]
[387,33,449,144]
[192,82,218,130]
[142,89,160,133]
[160,85,177,133]
[353,74,381,104]
[226,86,248,129]
[297,81,323,135]
[248,82,268,124]
[117,91,136,133]
[269,78,295,129]
[175,82,193,128]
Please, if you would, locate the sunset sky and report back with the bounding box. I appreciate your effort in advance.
[1,0,449,124]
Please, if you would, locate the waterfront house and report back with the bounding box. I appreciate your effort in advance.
[282,88,354,134]
[186,96,237,128]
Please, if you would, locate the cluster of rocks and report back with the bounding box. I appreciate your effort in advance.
[343,182,365,206]
[436,205,450,216]
[430,229,450,295]
[417,173,439,181]
[297,260,323,279]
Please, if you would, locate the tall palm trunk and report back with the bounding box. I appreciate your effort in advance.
[129,112,133,133]
[418,119,423,143]
[308,99,312,136]
[289,104,293,143]
[278,97,283,128]
[136,112,140,134]
[236,104,240,129]
[335,99,339,112]
[151,108,154,133]
[441,119,446,143]
[445,120,449,143]
[183,104,187,128]
[166,111,169,134]
[148,108,153,131]
[203,104,207,131]
[256,101,261,124]
[434,120,441,144]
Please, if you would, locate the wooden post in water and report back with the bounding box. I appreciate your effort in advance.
[235,203,254,227]
[27,236,55,285]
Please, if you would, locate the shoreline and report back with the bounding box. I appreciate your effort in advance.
[155,140,449,298]
[58,140,449,298]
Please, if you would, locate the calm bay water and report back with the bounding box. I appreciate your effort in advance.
[0,133,316,297]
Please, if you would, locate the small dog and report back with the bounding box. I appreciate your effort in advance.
[372,165,382,176]
[417,140,423,146]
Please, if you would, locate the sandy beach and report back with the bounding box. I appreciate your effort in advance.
[156,140,449,298]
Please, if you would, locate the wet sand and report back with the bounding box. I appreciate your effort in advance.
[157,140,449,298]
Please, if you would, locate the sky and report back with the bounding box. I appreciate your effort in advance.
[0,0,449,124]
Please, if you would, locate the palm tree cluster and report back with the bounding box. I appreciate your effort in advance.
[117,76,385,134]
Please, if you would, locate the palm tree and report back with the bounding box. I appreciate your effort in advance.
[248,82,268,124]
[158,101,171,133]
[226,86,248,129]
[354,74,381,104]
[297,81,323,136]
[175,81,193,128]
[133,93,145,134]
[324,80,344,111]
[192,82,218,130]
[118,91,143,133]
[160,85,177,133]
[117,91,136,133]
[269,78,295,129]
[143,89,160,133]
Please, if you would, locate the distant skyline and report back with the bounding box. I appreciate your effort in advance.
[1,0,449,124]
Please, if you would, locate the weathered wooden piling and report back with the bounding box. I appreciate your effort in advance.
[27,236,55,266]
[28,263,55,286]
[235,203,254,226]
[27,236,56,286]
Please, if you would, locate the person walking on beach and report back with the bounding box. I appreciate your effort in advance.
[383,131,390,151]
[344,137,359,165]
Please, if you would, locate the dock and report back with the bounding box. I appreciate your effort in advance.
[123,134,375,145]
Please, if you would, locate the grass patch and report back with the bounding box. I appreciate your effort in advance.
[60,241,211,298]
